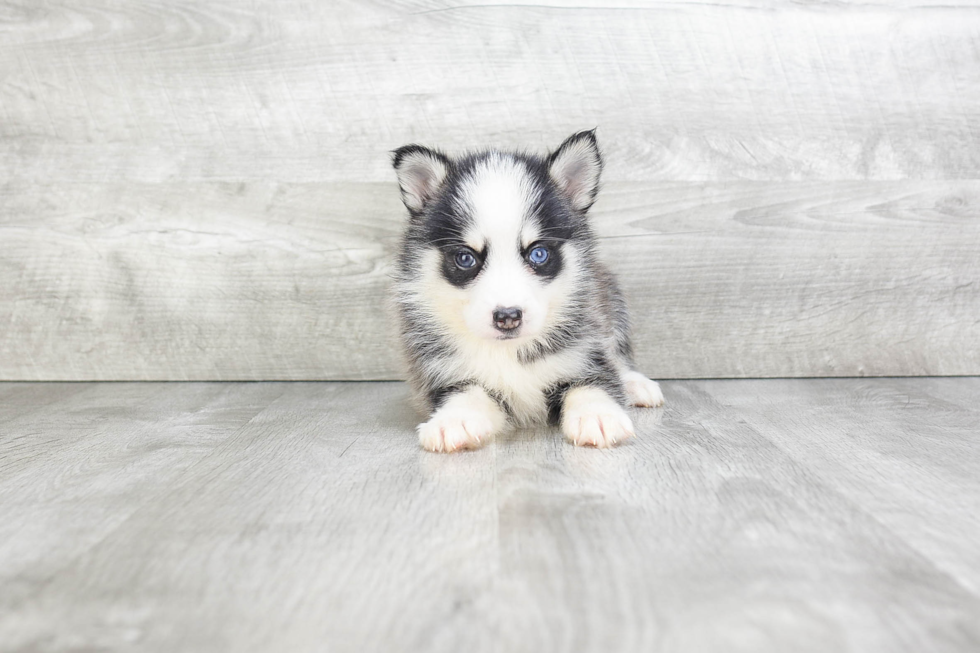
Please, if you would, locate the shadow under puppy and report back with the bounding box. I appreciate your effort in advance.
[392,130,664,452]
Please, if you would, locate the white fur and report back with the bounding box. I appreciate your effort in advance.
[623,370,665,407]
[450,342,586,424]
[412,239,589,425]
[457,154,540,251]
[455,156,552,341]
[411,262,585,423]
[418,385,508,452]
[561,386,635,448]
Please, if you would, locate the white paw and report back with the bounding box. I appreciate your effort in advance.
[417,387,508,453]
[417,409,494,453]
[561,387,635,449]
[623,371,665,408]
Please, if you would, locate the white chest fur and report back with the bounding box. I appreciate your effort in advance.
[449,338,587,424]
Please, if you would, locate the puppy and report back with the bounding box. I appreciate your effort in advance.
[391,130,664,452]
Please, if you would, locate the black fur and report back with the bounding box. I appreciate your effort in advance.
[440,245,484,288]
[521,241,563,281]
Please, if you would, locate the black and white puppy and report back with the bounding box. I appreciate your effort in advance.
[392,130,664,452]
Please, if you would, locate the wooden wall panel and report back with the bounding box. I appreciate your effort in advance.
[3,1,980,183]
[1,0,978,379]
[2,180,977,380]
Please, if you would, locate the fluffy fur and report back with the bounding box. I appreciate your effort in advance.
[392,130,664,452]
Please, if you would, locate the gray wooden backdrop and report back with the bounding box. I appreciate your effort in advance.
[2,0,978,381]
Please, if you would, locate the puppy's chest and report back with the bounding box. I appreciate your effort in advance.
[457,345,582,423]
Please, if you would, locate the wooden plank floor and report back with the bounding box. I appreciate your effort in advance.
[1,379,978,652]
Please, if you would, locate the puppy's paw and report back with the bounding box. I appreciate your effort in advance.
[563,407,635,448]
[417,387,506,453]
[561,387,636,448]
[623,371,665,408]
[417,411,493,453]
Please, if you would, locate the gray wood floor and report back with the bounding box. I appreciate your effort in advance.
[1,378,979,652]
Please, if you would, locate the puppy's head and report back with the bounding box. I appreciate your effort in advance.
[393,131,602,344]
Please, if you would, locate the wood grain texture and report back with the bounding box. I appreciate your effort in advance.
[703,377,980,595]
[2,0,979,379]
[600,181,980,378]
[1,378,979,652]
[2,0,979,182]
[2,180,978,379]
[0,182,405,380]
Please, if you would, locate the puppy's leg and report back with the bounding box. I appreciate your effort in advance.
[561,386,635,449]
[621,370,665,408]
[418,385,508,453]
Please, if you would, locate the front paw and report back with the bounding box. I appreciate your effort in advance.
[561,388,636,448]
[623,371,665,408]
[417,412,493,453]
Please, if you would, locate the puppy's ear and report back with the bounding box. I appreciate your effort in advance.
[547,130,602,211]
[392,145,450,214]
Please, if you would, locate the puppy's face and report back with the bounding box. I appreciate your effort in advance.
[394,132,602,344]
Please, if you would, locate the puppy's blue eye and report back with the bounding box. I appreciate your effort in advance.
[455,250,477,269]
[528,246,549,265]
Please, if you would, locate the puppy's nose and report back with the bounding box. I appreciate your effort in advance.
[493,306,523,332]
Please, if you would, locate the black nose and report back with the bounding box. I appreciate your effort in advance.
[493,306,523,332]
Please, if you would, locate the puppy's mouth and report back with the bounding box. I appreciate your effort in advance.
[494,330,522,341]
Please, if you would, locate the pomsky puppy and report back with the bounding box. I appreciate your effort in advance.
[391,130,664,452]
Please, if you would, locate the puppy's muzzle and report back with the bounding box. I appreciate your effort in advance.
[493,306,522,332]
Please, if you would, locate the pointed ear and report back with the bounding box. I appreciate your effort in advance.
[547,130,603,211]
[392,145,450,213]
